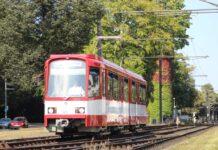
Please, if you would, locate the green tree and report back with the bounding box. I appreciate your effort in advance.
[172,53,198,110]
[195,84,218,117]
[0,0,104,119]
[0,0,193,122]
[0,0,103,92]
[85,0,190,122]
[200,84,218,106]
[85,0,190,70]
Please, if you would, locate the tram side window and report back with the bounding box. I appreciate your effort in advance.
[136,83,139,102]
[88,68,100,97]
[119,78,123,100]
[124,79,128,101]
[114,74,119,99]
[108,72,119,99]
[108,73,113,98]
[140,84,146,103]
[132,81,137,102]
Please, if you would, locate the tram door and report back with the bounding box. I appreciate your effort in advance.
[130,81,137,125]
[124,78,130,125]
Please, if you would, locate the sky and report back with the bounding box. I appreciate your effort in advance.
[182,0,218,91]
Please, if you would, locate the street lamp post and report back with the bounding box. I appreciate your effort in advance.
[173,97,177,119]
[206,90,210,122]
[4,79,8,118]
[4,79,14,119]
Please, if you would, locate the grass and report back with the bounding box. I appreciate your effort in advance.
[0,127,55,140]
[165,126,218,150]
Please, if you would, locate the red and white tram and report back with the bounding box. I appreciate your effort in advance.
[44,54,148,134]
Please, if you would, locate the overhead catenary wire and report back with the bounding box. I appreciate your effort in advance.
[97,36,194,41]
[186,40,210,87]
[143,55,209,59]
[115,8,218,15]
[192,41,209,83]
[199,0,218,7]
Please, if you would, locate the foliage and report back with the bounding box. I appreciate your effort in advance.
[0,0,104,119]
[196,84,218,117]
[85,0,190,93]
[148,82,172,122]
[0,0,193,122]
[172,53,198,110]
[0,0,103,92]
[85,0,190,70]
[198,84,218,106]
[85,0,190,121]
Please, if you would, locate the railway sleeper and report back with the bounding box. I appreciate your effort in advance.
[0,142,10,150]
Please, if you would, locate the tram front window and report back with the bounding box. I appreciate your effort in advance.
[48,60,86,97]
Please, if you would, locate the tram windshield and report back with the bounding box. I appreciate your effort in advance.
[48,60,86,98]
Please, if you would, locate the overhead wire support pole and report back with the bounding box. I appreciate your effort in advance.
[96,12,103,57]
[159,54,163,124]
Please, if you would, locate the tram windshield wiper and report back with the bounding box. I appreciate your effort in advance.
[64,94,83,100]
[64,96,72,101]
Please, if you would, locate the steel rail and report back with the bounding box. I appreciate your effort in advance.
[0,124,214,150]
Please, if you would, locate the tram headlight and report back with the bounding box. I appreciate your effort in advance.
[48,107,57,114]
[75,107,85,114]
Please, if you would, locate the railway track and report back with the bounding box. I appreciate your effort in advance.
[0,124,213,150]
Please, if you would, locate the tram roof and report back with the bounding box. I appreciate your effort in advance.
[48,54,146,82]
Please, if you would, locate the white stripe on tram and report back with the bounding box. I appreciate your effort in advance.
[44,100,148,117]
